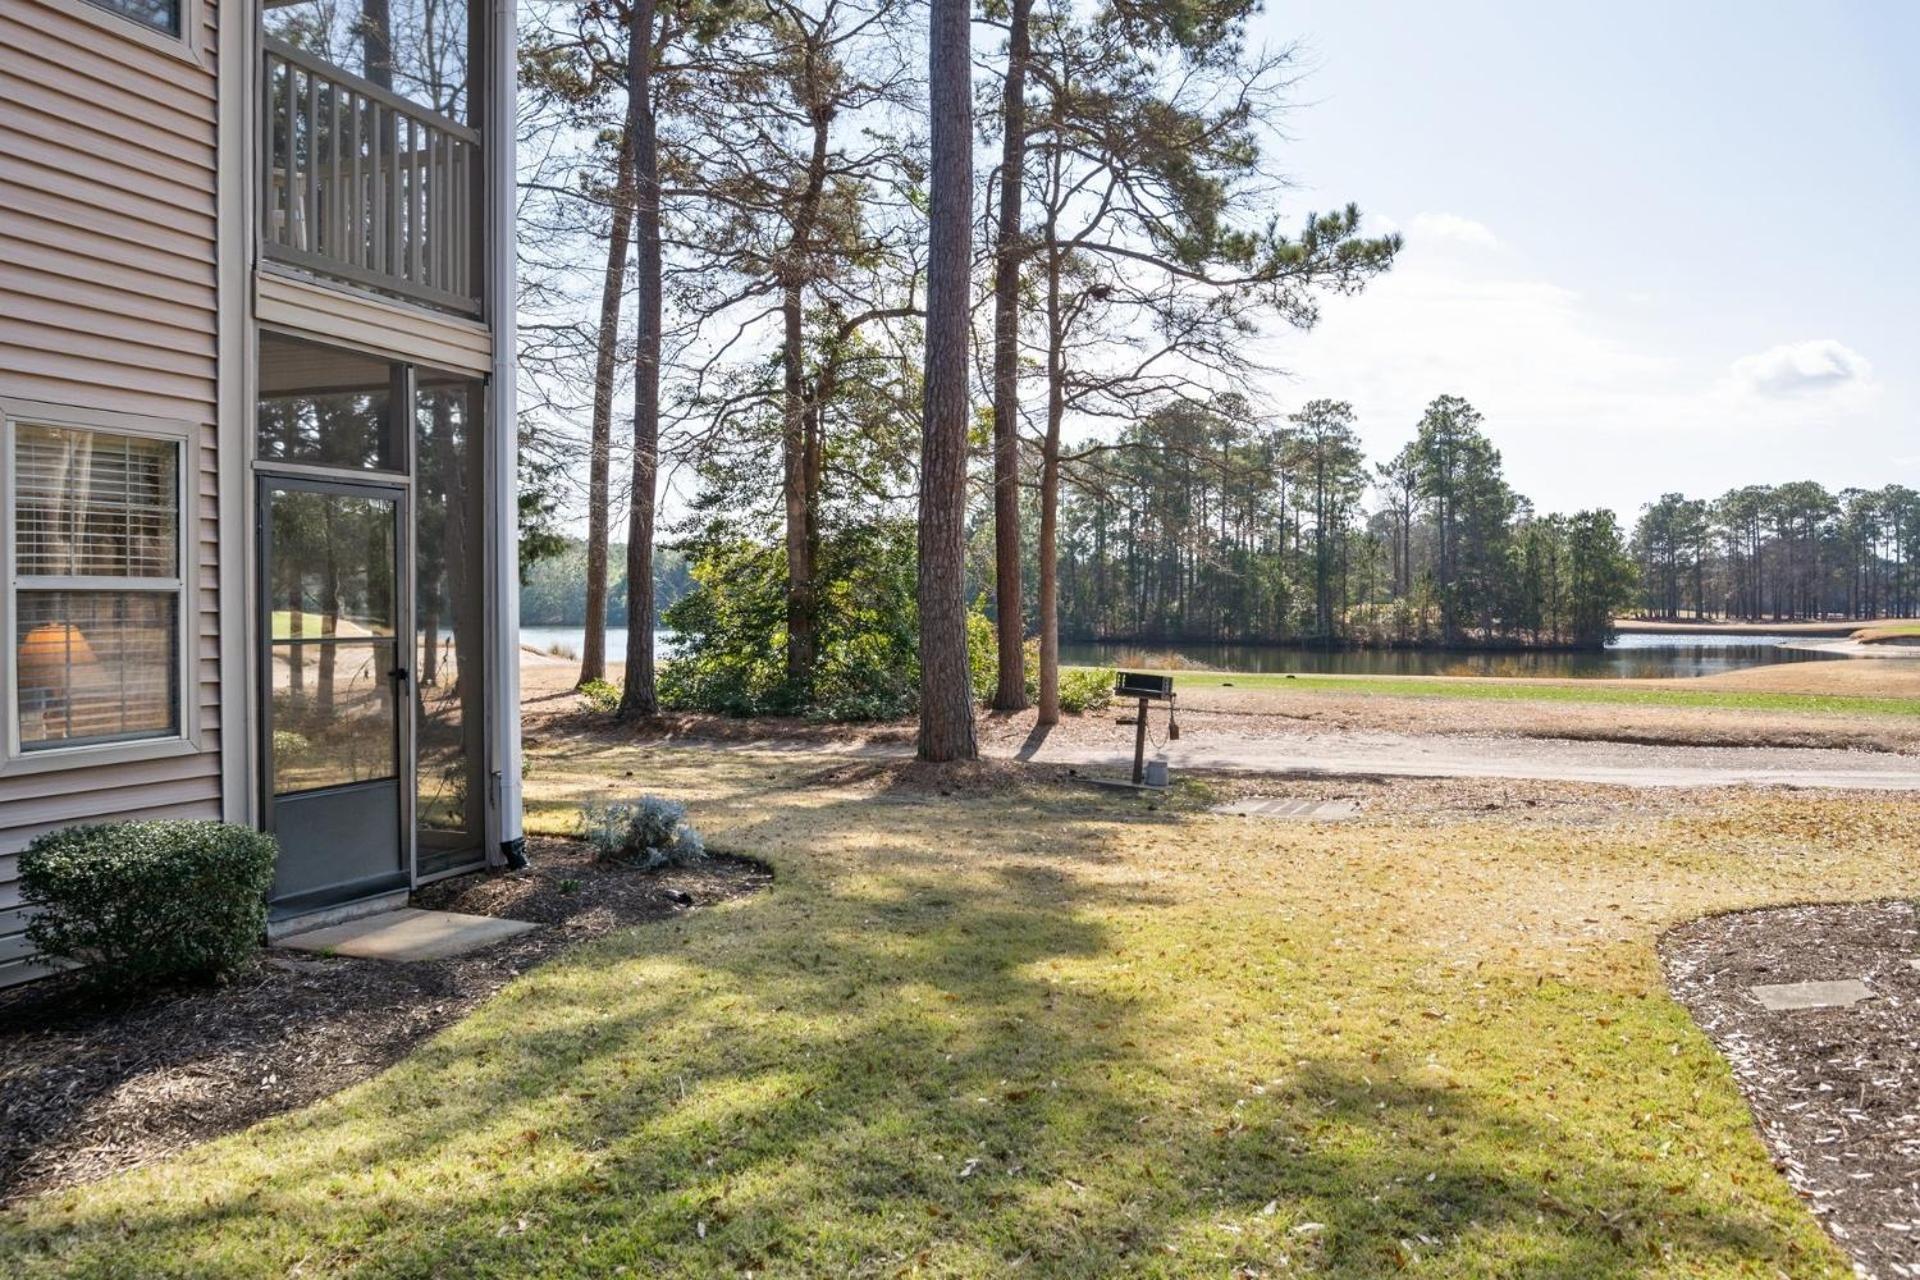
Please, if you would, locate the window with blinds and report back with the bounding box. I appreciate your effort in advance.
[10,425,183,752]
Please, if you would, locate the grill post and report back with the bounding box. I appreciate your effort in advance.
[1131,696,1150,785]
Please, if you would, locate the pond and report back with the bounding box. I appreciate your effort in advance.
[520,627,1846,680]
[521,627,673,667]
[1057,633,1844,680]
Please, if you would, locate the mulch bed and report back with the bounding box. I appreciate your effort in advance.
[0,839,769,1204]
[1662,899,1920,1278]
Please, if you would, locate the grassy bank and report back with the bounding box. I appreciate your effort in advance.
[1855,622,1920,645]
[6,736,1915,1276]
[1126,669,1920,718]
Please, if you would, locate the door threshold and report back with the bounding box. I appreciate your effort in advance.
[266,887,412,941]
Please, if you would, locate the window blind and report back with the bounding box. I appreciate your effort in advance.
[14,426,178,580]
[11,425,183,752]
[15,593,179,747]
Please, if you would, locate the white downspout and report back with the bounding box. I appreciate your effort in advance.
[487,0,524,866]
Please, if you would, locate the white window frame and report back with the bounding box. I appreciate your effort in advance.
[0,399,202,776]
[35,0,207,68]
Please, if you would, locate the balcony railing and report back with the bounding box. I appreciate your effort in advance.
[262,38,481,316]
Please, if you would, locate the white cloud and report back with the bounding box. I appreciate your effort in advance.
[1406,212,1500,248]
[1728,339,1873,398]
[1260,219,1906,514]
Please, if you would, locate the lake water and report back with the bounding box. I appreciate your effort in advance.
[522,627,675,665]
[1059,633,1841,680]
[520,626,1840,680]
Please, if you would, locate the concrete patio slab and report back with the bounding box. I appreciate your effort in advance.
[1749,978,1874,1012]
[275,908,537,962]
[1211,798,1361,821]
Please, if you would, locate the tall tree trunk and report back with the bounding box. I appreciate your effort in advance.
[916,0,977,762]
[1093,499,1107,635]
[781,280,815,689]
[580,131,635,688]
[619,0,661,720]
[781,82,832,691]
[1036,242,1064,725]
[360,0,393,87]
[989,0,1032,711]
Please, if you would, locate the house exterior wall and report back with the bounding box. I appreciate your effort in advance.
[0,0,520,986]
[0,0,228,984]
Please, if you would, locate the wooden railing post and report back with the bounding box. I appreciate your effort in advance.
[260,37,482,316]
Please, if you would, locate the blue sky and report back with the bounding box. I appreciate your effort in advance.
[1250,0,1918,515]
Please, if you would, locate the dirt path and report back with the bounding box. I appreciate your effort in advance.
[519,652,1920,789]
[604,725,1920,791]
[1005,727,1920,790]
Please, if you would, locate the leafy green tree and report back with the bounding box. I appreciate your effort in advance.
[1563,509,1638,646]
[1018,0,1397,720]
[662,519,919,719]
[1283,399,1368,640]
[1410,395,1512,643]
[672,0,919,697]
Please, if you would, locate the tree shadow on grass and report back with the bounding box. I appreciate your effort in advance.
[1,770,1836,1277]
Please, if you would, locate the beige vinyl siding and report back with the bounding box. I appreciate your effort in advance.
[257,269,494,377]
[0,0,225,985]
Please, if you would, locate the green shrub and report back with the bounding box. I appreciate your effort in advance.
[1057,667,1116,713]
[661,521,920,721]
[967,608,999,703]
[578,677,622,714]
[20,820,278,988]
[580,796,707,869]
[968,616,1113,714]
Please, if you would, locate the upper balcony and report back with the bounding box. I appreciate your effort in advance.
[259,0,483,317]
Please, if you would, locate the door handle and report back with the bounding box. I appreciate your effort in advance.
[389,667,411,685]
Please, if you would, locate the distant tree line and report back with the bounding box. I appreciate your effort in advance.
[1630,485,1920,622]
[1042,393,1638,650]
[521,541,693,627]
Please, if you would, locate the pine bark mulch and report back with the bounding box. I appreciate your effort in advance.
[1662,899,1920,1278]
[0,841,768,1204]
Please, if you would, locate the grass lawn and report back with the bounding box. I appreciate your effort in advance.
[1855,622,1920,644]
[1144,669,1920,718]
[7,741,1917,1277]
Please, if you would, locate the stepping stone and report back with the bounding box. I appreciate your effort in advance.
[1211,797,1360,821]
[276,908,537,962]
[1748,979,1874,1012]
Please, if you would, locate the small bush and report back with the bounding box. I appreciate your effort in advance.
[20,820,278,989]
[1057,667,1116,714]
[578,678,622,714]
[580,796,707,869]
[967,608,999,704]
[969,615,1114,714]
